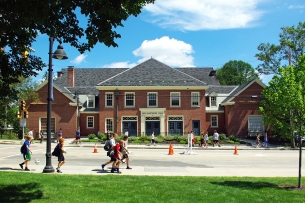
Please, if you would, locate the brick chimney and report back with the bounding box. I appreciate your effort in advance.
[57,71,63,78]
[67,66,74,87]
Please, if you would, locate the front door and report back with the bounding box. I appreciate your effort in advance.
[168,121,183,135]
[192,120,200,136]
[122,121,137,136]
[146,121,160,136]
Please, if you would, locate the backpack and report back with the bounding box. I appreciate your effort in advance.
[52,144,60,157]
[104,141,111,151]
[107,148,114,157]
[20,143,26,154]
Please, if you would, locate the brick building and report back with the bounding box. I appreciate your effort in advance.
[27,58,265,138]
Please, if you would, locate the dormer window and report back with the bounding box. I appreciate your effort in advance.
[211,96,217,107]
[87,95,95,108]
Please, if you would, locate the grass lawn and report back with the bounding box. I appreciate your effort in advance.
[0,172,304,203]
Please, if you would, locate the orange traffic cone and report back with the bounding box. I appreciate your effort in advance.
[233,145,238,155]
[168,142,174,155]
[93,144,98,153]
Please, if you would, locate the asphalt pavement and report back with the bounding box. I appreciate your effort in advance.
[0,138,303,177]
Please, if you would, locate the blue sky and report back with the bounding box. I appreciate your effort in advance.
[31,0,305,85]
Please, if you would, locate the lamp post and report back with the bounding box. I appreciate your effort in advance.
[43,37,68,173]
[74,91,80,129]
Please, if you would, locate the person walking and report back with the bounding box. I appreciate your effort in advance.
[191,131,195,147]
[264,131,268,148]
[149,131,155,146]
[204,131,209,148]
[57,128,63,143]
[27,129,34,144]
[56,137,66,173]
[74,128,81,144]
[255,133,260,148]
[101,133,117,170]
[39,130,44,144]
[200,131,204,147]
[213,130,221,147]
[119,140,132,170]
[19,135,33,171]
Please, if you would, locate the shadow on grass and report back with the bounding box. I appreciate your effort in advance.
[0,182,43,202]
[210,181,280,190]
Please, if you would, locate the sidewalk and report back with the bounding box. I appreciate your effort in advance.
[0,138,303,177]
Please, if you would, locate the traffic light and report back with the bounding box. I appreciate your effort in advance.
[23,111,28,118]
[21,50,28,63]
[20,100,26,111]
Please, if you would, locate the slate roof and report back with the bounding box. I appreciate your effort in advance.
[206,85,237,95]
[177,68,220,85]
[221,80,254,103]
[97,58,208,87]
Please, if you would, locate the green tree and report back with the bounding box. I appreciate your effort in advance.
[255,21,305,75]
[259,54,305,188]
[0,76,39,135]
[216,60,259,85]
[0,0,155,100]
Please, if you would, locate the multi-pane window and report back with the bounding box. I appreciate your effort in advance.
[87,96,95,108]
[191,92,199,106]
[211,96,217,107]
[125,93,135,107]
[148,93,157,107]
[106,93,113,107]
[106,118,113,132]
[170,92,180,107]
[211,115,218,127]
[87,116,94,128]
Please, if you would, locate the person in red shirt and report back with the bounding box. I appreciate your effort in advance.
[111,143,122,173]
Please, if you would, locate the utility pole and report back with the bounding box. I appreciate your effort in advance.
[74,91,80,129]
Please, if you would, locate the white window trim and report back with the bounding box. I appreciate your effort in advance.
[211,115,218,128]
[125,92,135,108]
[170,92,181,107]
[191,92,200,107]
[87,116,94,128]
[147,92,158,107]
[87,95,95,108]
[105,92,114,108]
[210,96,217,107]
[105,118,113,132]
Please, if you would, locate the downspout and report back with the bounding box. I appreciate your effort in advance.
[116,89,119,133]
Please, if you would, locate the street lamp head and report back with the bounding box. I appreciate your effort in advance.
[52,44,68,60]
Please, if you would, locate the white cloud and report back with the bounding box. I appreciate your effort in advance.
[70,54,87,65]
[288,5,305,9]
[133,36,194,67]
[144,0,264,31]
[102,61,137,68]
[102,36,195,68]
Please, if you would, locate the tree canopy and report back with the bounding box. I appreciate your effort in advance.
[0,0,155,101]
[216,60,259,85]
[255,21,305,75]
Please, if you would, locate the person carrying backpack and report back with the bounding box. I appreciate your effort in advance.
[101,133,121,173]
[19,135,33,171]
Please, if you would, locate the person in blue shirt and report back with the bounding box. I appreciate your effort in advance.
[19,135,33,171]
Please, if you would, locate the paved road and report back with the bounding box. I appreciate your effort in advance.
[0,141,304,177]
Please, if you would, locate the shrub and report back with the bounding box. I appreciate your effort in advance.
[88,134,96,140]
[155,136,164,143]
[239,140,247,144]
[164,135,175,141]
[97,133,106,140]
[179,140,187,144]
[226,140,235,144]
[219,133,227,140]
[139,135,148,142]
[144,140,150,144]
[229,135,237,142]
[132,140,142,144]
[178,135,188,142]
[128,136,139,141]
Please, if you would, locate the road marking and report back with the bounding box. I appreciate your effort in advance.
[2,149,44,159]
